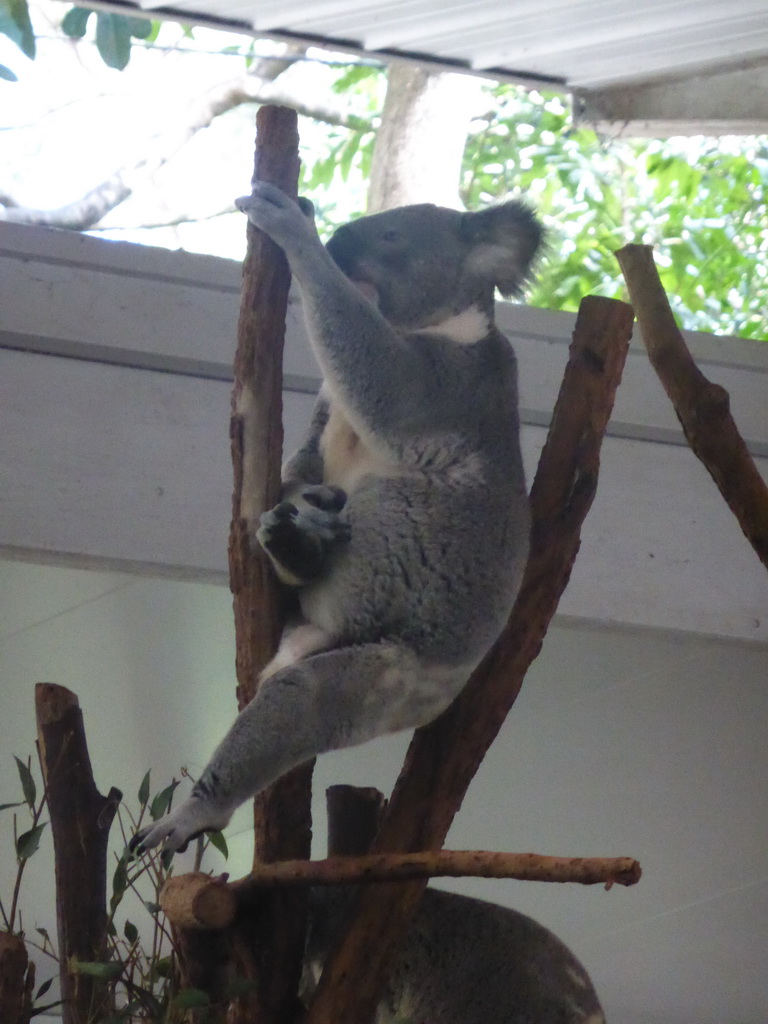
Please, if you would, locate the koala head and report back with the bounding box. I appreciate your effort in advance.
[325,201,542,331]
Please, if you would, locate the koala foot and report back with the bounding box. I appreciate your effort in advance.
[130,793,231,858]
[257,489,350,586]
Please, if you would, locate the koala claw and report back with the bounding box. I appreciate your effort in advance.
[130,796,230,858]
[300,484,347,512]
[235,183,317,251]
[257,495,350,585]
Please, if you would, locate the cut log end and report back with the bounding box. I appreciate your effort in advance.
[34,682,79,724]
[161,873,237,931]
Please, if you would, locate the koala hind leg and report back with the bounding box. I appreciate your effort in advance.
[132,643,468,855]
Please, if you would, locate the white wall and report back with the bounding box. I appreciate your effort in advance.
[1,559,766,1024]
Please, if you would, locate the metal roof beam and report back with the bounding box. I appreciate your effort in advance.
[576,63,768,134]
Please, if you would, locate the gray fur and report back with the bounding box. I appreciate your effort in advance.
[132,184,540,854]
[304,887,605,1024]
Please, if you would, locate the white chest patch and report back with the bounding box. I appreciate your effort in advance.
[415,306,490,345]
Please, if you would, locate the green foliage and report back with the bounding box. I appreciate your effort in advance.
[14,753,36,807]
[16,821,46,860]
[0,0,35,58]
[298,63,383,238]
[461,86,768,340]
[1,754,231,1021]
[2,2,159,77]
[61,6,156,70]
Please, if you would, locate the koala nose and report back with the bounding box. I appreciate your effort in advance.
[326,228,358,276]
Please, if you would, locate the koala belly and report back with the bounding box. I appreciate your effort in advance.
[299,402,527,664]
[319,402,401,494]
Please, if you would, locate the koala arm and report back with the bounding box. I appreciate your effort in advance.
[280,391,330,502]
[256,392,350,587]
[236,185,456,466]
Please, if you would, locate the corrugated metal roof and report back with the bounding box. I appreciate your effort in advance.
[131,0,768,90]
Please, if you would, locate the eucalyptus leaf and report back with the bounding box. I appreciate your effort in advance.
[95,12,131,71]
[206,830,228,859]
[137,769,151,808]
[172,988,211,1009]
[70,959,123,980]
[154,954,173,977]
[0,0,35,58]
[14,755,36,808]
[149,779,179,820]
[60,6,92,38]
[126,15,152,38]
[16,822,46,861]
[34,977,53,999]
[110,854,128,912]
[0,62,17,81]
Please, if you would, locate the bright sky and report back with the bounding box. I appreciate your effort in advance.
[1,0,370,257]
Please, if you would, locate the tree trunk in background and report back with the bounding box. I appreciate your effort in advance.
[367,64,483,212]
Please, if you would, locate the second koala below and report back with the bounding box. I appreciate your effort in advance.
[305,887,606,1024]
[134,185,542,855]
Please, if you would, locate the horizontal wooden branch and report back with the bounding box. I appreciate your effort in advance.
[161,873,237,930]
[616,243,768,570]
[238,850,641,889]
[161,851,641,930]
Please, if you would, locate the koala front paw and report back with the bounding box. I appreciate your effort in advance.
[235,183,318,253]
[257,496,350,586]
[130,795,231,858]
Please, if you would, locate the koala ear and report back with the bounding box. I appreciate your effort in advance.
[461,202,543,297]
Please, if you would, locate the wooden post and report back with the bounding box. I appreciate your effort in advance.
[227,104,311,1024]
[326,786,386,857]
[35,684,121,1024]
[305,295,634,1024]
[0,933,35,1024]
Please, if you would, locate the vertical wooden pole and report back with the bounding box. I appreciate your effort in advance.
[228,104,312,1024]
[326,786,386,858]
[35,684,121,1024]
[0,933,35,1024]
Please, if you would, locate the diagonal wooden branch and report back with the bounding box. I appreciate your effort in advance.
[616,243,768,570]
[305,294,634,1024]
[227,105,311,1024]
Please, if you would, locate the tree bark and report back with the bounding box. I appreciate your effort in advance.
[616,243,768,570]
[305,294,634,1024]
[34,684,121,1024]
[0,933,35,1024]
[367,63,482,212]
[235,851,641,891]
[227,104,311,1024]
[326,785,386,857]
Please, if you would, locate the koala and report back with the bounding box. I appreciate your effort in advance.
[304,887,605,1024]
[132,184,541,855]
